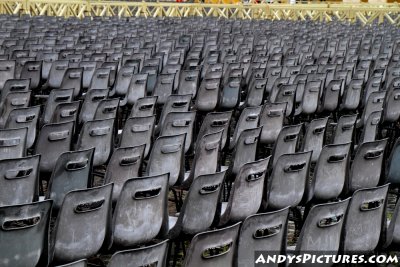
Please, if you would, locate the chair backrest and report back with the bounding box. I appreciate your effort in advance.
[48,60,69,88]
[47,148,94,210]
[264,151,312,210]
[120,116,155,158]
[112,65,135,96]
[219,76,241,110]
[153,73,175,105]
[271,124,302,167]
[231,127,262,177]
[51,101,80,124]
[112,173,169,247]
[302,117,328,163]
[183,130,222,188]
[52,184,113,263]
[319,79,343,113]
[195,78,220,112]
[0,127,27,161]
[383,86,400,124]
[170,171,226,239]
[333,114,357,145]
[105,145,145,203]
[147,134,185,186]
[130,96,157,118]
[273,84,297,117]
[0,60,15,89]
[340,79,363,111]
[76,118,114,166]
[296,199,350,252]
[124,73,147,106]
[94,98,119,121]
[259,102,287,145]
[243,77,267,107]
[237,207,289,267]
[59,67,83,98]
[358,91,385,128]
[308,143,351,202]
[341,184,389,253]
[359,110,381,144]
[177,69,199,97]
[157,94,192,134]
[79,61,97,89]
[197,111,232,150]
[0,90,31,127]
[42,88,74,125]
[220,158,269,226]
[183,222,241,267]
[230,106,261,150]
[295,80,322,116]
[0,155,40,207]
[35,121,74,173]
[108,240,168,267]
[89,67,110,90]
[386,137,400,184]
[0,78,30,104]
[79,88,108,124]
[349,139,387,193]
[5,105,40,149]
[0,200,52,267]
[159,111,196,153]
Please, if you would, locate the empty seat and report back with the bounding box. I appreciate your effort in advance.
[120,116,155,158]
[197,111,232,150]
[0,155,40,206]
[0,200,52,267]
[129,96,157,118]
[51,184,113,264]
[271,124,302,167]
[112,173,169,247]
[108,240,169,267]
[237,207,289,267]
[46,148,94,210]
[230,106,261,150]
[104,145,145,203]
[182,222,241,267]
[301,117,328,163]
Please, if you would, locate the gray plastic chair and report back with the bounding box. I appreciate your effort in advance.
[42,88,74,126]
[76,118,114,166]
[79,61,97,89]
[47,60,69,89]
[108,239,168,267]
[197,111,232,150]
[296,198,350,254]
[89,67,110,90]
[0,91,31,128]
[183,222,241,267]
[112,173,169,247]
[169,171,226,239]
[94,98,119,121]
[341,184,389,253]
[159,111,196,153]
[0,78,30,104]
[156,94,192,134]
[0,155,40,207]
[60,67,83,98]
[230,106,261,150]
[0,127,27,161]
[182,130,222,188]
[237,207,289,267]
[120,115,155,158]
[302,117,328,163]
[243,78,267,108]
[35,121,73,173]
[51,184,113,264]
[0,60,16,89]
[51,101,80,124]
[264,151,312,210]
[5,105,40,149]
[386,137,400,185]
[348,139,387,193]
[79,89,108,124]
[147,134,185,186]
[0,200,52,267]
[123,73,147,106]
[46,148,94,210]
[105,145,145,203]
[153,73,175,105]
[259,102,287,145]
[340,79,363,112]
[332,114,357,145]
[307,143,351,203]
[219,158,269,226]
[130,96,157,118]
[230,127,262,178]
[195,78,220,112]
[271,124,302,167]
[111,65,135,97]
[177,69,199,97]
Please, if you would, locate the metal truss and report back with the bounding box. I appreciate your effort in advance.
[0,0,399,25]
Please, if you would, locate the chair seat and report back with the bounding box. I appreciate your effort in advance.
[168,216,178,231]
[220,202,228,216]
